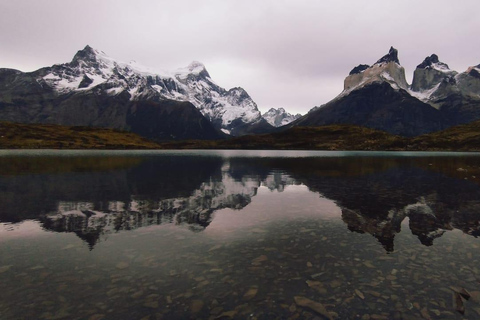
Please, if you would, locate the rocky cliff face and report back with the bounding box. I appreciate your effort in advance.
[170,60,272,135]
[0,45,273,138]
[343,47,409,93]
[410,54,457,93]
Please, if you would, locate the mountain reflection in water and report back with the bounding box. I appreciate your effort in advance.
[1,151,480,253]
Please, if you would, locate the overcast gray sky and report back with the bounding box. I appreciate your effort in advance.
[1,0,479,115]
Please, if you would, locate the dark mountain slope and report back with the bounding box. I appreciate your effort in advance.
[293,82,445,136]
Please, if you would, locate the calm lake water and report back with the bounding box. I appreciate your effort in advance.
[1,150,480,320]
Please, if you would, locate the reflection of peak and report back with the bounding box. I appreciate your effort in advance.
[341,208,405,252]
[263,172,296,191]
[40,171,296,248]
[405,198,446,246]
[41,209,107,250]
[340,193,476,252]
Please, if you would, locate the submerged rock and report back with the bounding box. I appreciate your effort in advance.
[294,296,333,319]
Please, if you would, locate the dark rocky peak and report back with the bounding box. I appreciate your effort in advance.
[416,54,451,70]
[349,64,370,75]
[417,54,439,68]
[374,46,400,65]
[71,45,100,65]
[467,64,480,79]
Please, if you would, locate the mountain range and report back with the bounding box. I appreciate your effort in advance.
[0,45,479,140]
[293,47,480,136]
[0,46,280,141]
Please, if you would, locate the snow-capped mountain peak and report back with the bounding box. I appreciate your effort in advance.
[186,61,207,73]
[70,45,98,64]
[174,61,211,80]
[262,107,302,127]
[36,45,269,136]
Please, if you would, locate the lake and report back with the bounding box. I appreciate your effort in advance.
[1,150,480,319]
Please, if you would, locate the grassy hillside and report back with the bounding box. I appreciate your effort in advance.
[409,120,480,151]
[161,121,480,151]
[0,122,161,149]
[2,120,480,151]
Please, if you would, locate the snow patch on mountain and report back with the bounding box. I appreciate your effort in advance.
[409,82,442,102]
[410,54,458,97]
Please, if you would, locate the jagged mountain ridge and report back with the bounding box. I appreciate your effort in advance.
[294,47,480,136]
[262,107,302,127]
[0,45,274,138]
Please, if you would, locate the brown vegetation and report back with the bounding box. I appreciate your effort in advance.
[2,120,480,151]
[0,122,161,149]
